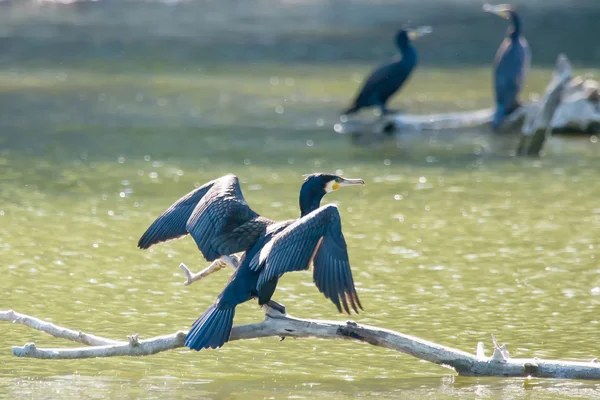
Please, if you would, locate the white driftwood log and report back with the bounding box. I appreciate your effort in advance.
[3,309,600,380]
[553,74,600,131]
[0,309,120,346]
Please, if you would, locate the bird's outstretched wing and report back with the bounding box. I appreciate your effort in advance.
[138,174,269,261]
[185,174,270,261]
[255,204,362,314]
[137,176,220,249]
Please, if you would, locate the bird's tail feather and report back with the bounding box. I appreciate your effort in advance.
[185,304,236,351]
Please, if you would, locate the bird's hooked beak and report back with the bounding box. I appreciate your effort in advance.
[328,177,365,192]
[337,177,365,188]
[483,3,512,19]
[407,26,433,40]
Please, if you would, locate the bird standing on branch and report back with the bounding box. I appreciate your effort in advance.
[138,173,365,350]
[342,26,432,117]
[484,4,531,131]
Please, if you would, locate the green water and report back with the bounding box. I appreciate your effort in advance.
[2,1,600,399]
[2,63,600,399]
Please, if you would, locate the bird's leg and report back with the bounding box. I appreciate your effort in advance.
[179,255,240,286]
[378,104,391,116]
[264,300,287,316]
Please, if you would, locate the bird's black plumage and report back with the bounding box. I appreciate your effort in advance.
[254,204,361,314]
[485,4,531,131]
[342,28,429,116]
[185,220,291,351]
[138,174,272,261]
[137,177,219,250]
[138,173,365,351]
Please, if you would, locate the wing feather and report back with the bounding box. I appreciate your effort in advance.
[138,174,271,261]
[257,204,362,314]
[137,177,220,249]
[186,174,270,261]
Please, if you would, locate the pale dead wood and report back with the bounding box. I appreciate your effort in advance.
[3,308,600,380]
[179,254,240,286]
[515,53,573,155]
[0,309,120,346]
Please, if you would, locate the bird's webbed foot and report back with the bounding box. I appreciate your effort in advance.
[264,300,287,316]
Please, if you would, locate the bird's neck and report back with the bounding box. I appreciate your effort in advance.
[398,42,416,57]
[299,186,325,217]
[508,13,521,39]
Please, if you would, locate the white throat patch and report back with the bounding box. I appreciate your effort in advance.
[325,180,337,193]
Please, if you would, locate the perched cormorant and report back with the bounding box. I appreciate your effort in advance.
[138,173,365,350]
[484,4,531,131]
[342,26,432,117]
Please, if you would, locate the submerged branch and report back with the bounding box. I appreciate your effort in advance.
[3,308,600,379]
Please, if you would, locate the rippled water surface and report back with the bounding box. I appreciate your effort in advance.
[2,1,600,399]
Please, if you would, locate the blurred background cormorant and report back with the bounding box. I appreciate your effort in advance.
[342,26,431,117]
[484,4,531,131]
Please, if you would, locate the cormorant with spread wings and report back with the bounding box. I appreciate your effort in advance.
[138,173,364,350]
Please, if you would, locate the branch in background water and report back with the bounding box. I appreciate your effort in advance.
[515,53,573,156]
[3,308,600,379]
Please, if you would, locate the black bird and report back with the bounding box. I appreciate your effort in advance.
[138,173,365,350]
[342,27,431,117]
[484,4,531,131]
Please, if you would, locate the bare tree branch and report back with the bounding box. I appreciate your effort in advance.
[179,254,239,286]
[0,310,120,346]
[515,53,573,155]
[3,308,600,379]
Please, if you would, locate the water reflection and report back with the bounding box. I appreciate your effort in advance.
[3,375,600,399]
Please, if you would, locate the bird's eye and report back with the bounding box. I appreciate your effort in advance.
[334,177,341,183]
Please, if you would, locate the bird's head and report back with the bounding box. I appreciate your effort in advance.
[303,173,365,193]
[483,4,516,20]
[483,4,521,35]
[395,26,432,49]
[299,173,365,216]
